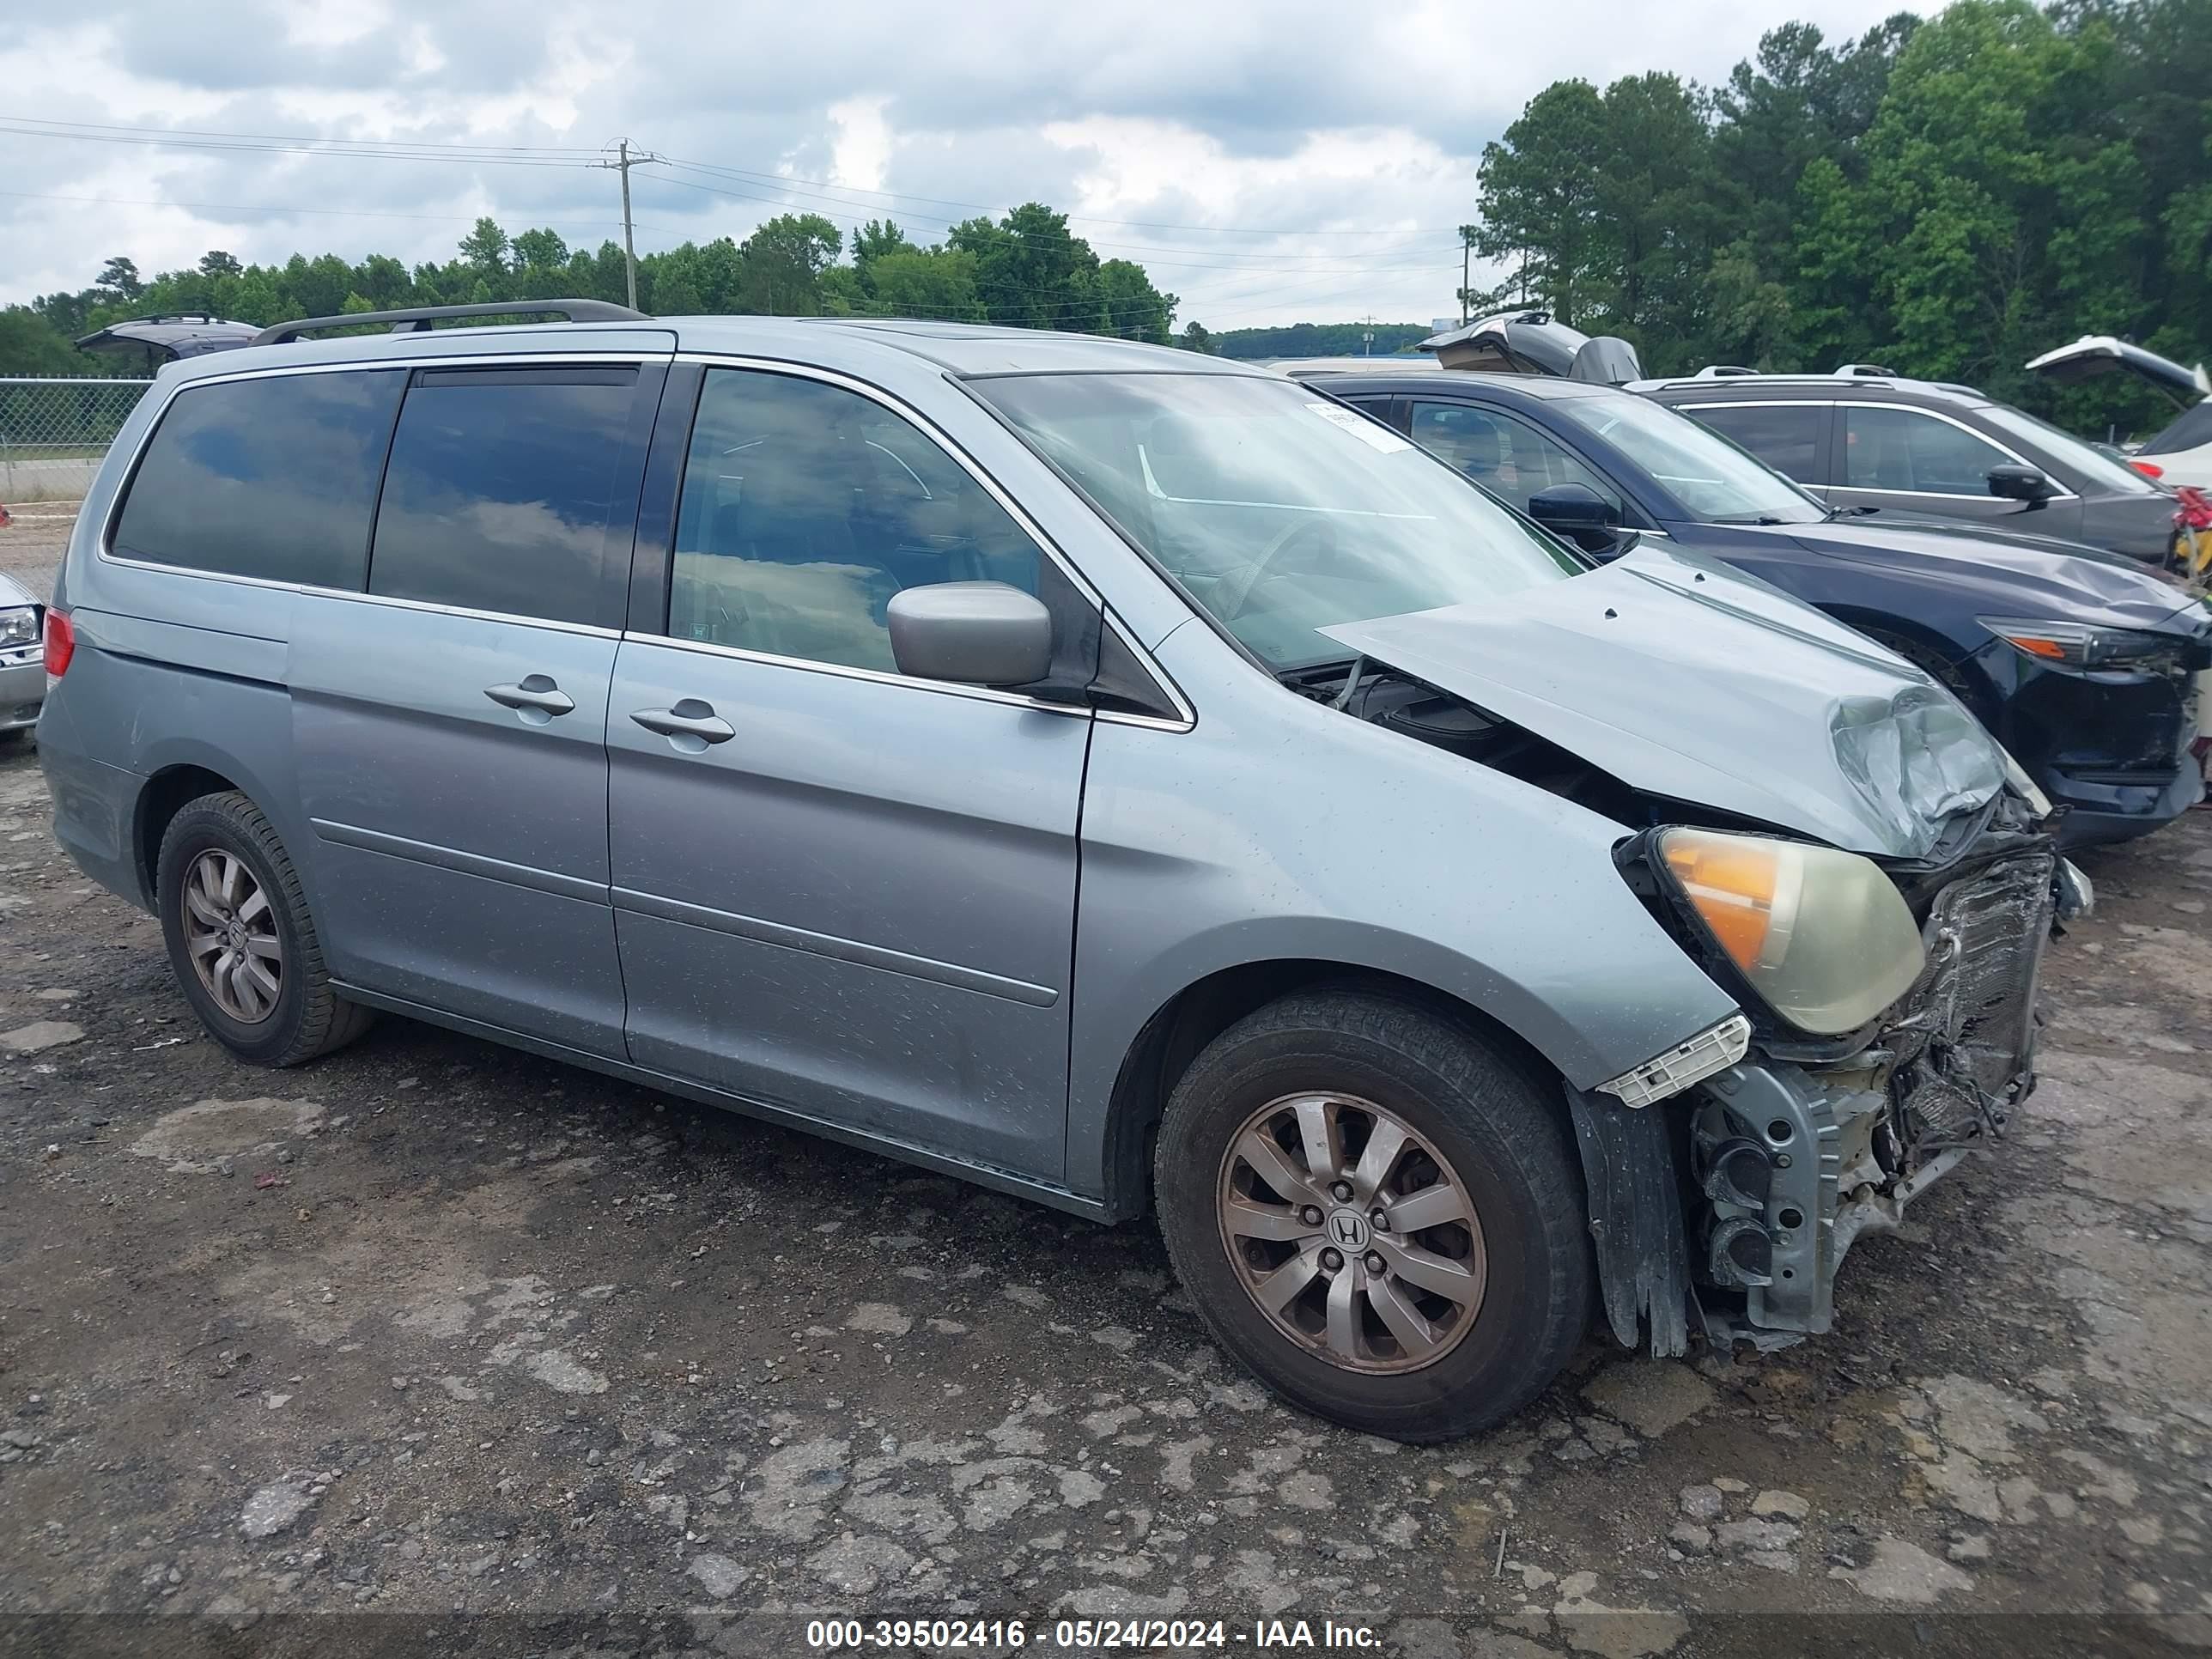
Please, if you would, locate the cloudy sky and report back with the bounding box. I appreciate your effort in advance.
[1,1,1936,331]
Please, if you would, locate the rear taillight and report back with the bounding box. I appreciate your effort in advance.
[2133,459,2165,480]
[44,609,74,678]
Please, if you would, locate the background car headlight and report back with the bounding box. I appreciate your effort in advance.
[1657,828,1925,1036]
[0,607,37,650]
[1977,617,2185,672]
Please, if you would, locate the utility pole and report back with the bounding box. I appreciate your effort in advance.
[1456,224,1478,325]
[594,139,663,310]
[1362,315,1375,356]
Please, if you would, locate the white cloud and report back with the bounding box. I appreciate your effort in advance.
[1,0,1940,327]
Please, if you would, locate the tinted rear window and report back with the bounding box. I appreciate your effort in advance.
[110,370,404,586]
[1686,404,1826,483]
[368,368,643,627]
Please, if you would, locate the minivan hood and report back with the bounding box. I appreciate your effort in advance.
[1320,545,2006,860]
[1772,517,2204,630]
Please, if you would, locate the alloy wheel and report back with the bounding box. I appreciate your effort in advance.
[1216,1091,1487,1374]
[181,848,283,1024]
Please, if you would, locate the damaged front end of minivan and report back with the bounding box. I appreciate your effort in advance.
[1317,545,2089,1357]
[1584,794,2077,1357]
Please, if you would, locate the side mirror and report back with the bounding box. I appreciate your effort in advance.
[1986,463,2057,507]
[1527,482,1620,532]
[888,581,1053,688]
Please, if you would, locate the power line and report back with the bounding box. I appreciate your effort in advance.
[0,116,603,156]
[0,115,1460,241]
[2,194,1424,331]
[0,120,599,171]
[0,116,1459,326]
[0,185,672,236]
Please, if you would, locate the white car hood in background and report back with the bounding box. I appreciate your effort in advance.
[1322,545,2008,860]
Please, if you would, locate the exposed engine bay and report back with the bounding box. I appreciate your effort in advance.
[1294,660,1650,824]
[1296,652,2075,1353]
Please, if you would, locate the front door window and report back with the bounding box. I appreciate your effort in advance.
[1407,400,1620,515]
[1844,406,2014,496]
[670,369,1047,673]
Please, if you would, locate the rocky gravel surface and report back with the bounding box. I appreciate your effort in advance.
[3,507,2211,1657]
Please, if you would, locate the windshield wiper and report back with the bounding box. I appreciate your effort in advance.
[1713,514,1790,526]
[1825,504,1881,520]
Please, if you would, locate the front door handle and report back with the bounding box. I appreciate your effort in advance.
[485,676,575,717]
[631,699,736,744]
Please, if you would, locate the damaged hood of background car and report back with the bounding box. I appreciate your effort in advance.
[1321,544,2008,859]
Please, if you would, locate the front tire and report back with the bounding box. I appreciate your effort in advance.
[1154,990,1591,1443]
[156,791,374,1066]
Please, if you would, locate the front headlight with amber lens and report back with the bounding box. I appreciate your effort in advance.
[1657,828,1926,1036]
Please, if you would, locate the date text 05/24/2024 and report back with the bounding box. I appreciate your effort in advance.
[805,1618,1383,1650]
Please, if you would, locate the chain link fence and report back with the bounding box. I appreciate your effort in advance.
[0,377,154,505]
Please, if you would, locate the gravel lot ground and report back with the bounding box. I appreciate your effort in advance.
[3,507,2211,1657]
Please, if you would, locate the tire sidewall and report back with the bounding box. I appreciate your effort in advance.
[157,804,313,1064]
[1157,1007,1588,1440]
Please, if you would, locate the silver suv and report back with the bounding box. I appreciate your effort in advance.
[38,303,2081,1440]
[1639,368,2182,566]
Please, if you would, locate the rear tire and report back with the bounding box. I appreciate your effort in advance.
[156,791,374,1066]
[1154,990,1591,1443]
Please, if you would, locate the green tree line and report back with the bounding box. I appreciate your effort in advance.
[1469,0,2212,434]
[0,201,1192,374]
[1211,321,1435,360]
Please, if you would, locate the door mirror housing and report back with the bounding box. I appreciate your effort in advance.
[1581,528,1644,564]
[1527,482,1621,532]
[888,582,1054,688]
[1986,463,2057,507]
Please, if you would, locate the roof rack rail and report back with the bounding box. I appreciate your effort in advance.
[252,299,648,347]
[1833,362,1899,378]
[1689,364,1759,378]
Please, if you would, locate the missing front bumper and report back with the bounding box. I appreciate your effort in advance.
[1571,1061,1979,1358]
[1687,1062,1960,1349]
[1575,841,2057,1356]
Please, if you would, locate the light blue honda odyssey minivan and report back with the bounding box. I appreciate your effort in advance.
[38,301,2082,1439]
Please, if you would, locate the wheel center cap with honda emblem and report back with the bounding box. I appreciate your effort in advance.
[1327,1209,1371,1251]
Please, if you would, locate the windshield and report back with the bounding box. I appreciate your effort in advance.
[973,373,1585,671]
[1980,404,2164,497]
[1552,392,1826,524]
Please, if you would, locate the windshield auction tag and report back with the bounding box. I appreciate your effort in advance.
[1305,402,1413,453]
